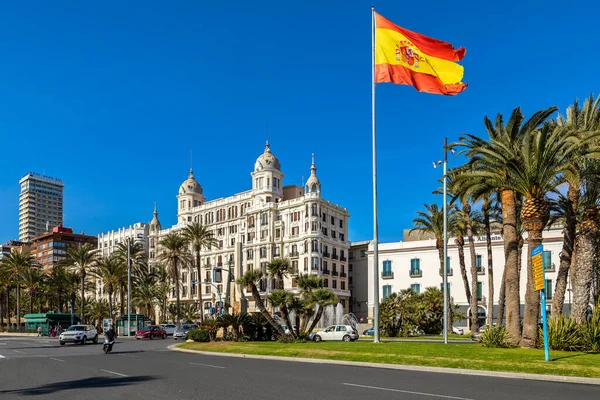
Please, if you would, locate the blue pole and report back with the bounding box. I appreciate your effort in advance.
[540,290,550,362]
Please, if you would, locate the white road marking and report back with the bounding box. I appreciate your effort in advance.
[189,362,225,369]
[0,342,6,345]
[49,358,65,362]
[0,355,5,359]
[116,354,138,358]
[342,383,475,400]
[12,350,24,353]
[100,369,129,377]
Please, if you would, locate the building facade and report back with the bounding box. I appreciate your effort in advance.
[97,222,150,258]
[348,241,370,322]
[31,225,97,271]
[0,240,31,261]
[151,143,351,319]
[19,173,64,242]
[366,226,569,331]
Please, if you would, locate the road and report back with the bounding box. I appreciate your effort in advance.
[0,335,598,399]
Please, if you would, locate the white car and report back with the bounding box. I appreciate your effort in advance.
[59,325,99,345]
[452,326,464,335]
[160,324,178,336]
[313,325,359,342]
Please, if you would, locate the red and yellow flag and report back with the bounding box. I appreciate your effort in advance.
[375,13,467,95]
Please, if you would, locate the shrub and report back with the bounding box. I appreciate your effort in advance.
[480,326,514,348]
[542,316,583,351]
[580,309,600,352]
[187,329,210,342]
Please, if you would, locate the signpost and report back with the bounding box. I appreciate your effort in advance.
[532,244,550,361]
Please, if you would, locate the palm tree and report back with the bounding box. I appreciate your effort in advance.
[454,106,558,344]
[306,288,338,334]
[296,274,322,333]
[85,298,109,326]
[181,222,218,323]
[92,255,125,319]
[61,243,98,323]
[1,250,35,328]
[411,203,456,334]
[481,193,500,326]
[180,302,199,323]
[220,312,250,341]
[115,240,147,316]
[154,264,171,323]
[452,210,471,306]
[237,269,286,337]
[132,265,160,317]
[157,232,192,324]
[20,267,44,315]
[268,289,296,338]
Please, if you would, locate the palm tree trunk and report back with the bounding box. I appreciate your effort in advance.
[175,261,181,324]
[553,184,578,315]
[107,286,113,321]
[282,304,296,339]
[484,205,494,326]
[307,305,324,334]
[120,284,125,316]
[29,293,33,315]
[500,189,521,344]
[81,272,86,324]
[250,283,286,336]
[0,290,4,331]
[572,207,599,323]
[16,285,20,330]
[455,237,471,304]
[6,287,11,328]
[521,228,543,348]
[464,203,479,333]
[496,267,507,326]
[196,250,204,323]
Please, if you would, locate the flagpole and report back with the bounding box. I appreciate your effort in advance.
[371,5,380,344]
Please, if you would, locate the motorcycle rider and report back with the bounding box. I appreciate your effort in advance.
[106,325,116,342]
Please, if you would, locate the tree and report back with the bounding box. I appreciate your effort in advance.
[182,222,218,323]
[268,289,296,338]
[0,250,35,328]
[115,240,147,316]
[411,203,457,334]
[132,265,160,318]
[236,269,286,337]
[220,312,250,341]
[85,298,109,326]
[157,232,192,324]
[61,243,98,323]
[20,267,44,315]
[92,255,126,320]
[454,106,558,344]
[306,288,338,334]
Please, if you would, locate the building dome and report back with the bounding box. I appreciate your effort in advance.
[254,141,281,172]
[179,169,203,195]
[305,153,321,194]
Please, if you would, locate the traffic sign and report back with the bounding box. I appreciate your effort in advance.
[531,245,545,291]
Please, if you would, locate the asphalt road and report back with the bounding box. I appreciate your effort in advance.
[0,335,599,399]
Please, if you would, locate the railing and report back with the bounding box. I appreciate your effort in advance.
[340,272,347,278]
[477,296,487,304]
[289,251,299,257]
[439,268,453,276]
[217,262,223,267]
[332,271,339,276]
[323,252,330,258]
[323,269,330,275]
[340,256,347,262]
[409,269,422,278]
[477,267,485,275]
[332,254,339,260]
[381,271,394,279]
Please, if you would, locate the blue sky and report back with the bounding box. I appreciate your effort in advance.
[0,1,598,244]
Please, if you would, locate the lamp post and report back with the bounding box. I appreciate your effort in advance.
[127,237,131,337]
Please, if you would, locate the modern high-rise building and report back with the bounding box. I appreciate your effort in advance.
[19,173,64,242]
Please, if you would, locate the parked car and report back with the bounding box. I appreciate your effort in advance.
[59,325,99,345]
[452,326,464,335]
[363,328,374,336]
[312,325,359,342]
[160,324,178,336]
[173,324,198,340]
[135,325,167,340]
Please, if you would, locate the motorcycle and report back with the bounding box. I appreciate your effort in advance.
[103,337,115,354]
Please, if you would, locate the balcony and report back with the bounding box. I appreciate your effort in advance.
[332,254,339,260]
[323,252,330,258]
[332,271,339,276]
[340,272,347,278]
[381,271,394,279]
[477,266,485,275]
[340,256,347,262]
[409,269,422,278]
[289,251,299,258]
[323,269,330,275]
[439,268,453,277]
[477,296,487,305]
[544,263,556,273]
[217,262,223,267]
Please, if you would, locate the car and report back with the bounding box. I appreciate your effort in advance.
[363,328,374,336]
[59,325,99,345]
[173,324,198,340]
[312,325,359,342]
[160,324,178,336]
[135,325,167,340]
[452,326,464,335]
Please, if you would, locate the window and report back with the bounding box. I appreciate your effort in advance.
[340,233,344,241]
[382,260,393,277]
[214,270,223,283]
[339,219,343,228]
[476,282,483,301]
[383,285,392,299]
[331,216,334,224]
[332,280,337,289]
[349,251,354,260]
[275,228,280,238]
[440,283,450,297]
[545,279,553,300]
[410,258,421,274]
[543,251,552,270]
[291,226,299,236]
[476,255,483,269]
[349,277,353,285]
[360,250,366,257]
[410,284,420,294]
[341,281,346,290]
[261,229,268,239]
[331,231,336,239]
[260,247,267,258]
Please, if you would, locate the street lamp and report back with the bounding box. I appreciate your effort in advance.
[127,237,131,337]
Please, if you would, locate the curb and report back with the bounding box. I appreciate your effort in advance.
[0,333,37,337]
[169,345,600,386]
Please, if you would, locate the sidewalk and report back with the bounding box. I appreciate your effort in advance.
[171,345,600,386]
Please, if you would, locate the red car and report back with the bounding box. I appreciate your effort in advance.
[135,325,167,340]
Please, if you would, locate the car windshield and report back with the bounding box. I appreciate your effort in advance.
[67,326,85,331]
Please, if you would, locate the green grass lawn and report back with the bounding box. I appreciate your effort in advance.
[361,334,471,341]
[177,340,600,378]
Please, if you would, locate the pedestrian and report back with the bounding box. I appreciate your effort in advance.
[37,326,42,337]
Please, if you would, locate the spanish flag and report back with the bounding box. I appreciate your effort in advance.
[375,12,467,95]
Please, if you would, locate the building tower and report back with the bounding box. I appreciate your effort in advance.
[19,173,64,242]
[149,203,162,260]
[177,169,205,224]
[305,153,321,196]
[251,141,284,204]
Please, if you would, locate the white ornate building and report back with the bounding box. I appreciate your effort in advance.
[150,142,351,318]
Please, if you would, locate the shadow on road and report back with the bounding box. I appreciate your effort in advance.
[0,376,156,396]
[110,350,145,355]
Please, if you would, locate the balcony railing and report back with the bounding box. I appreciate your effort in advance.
[332,254,339,260]
[323,269,330,275]
[477,266,485,275]
[340,256,347,262]
[409,269,422,278]
[289,251,299,257]
[477,296,487,304]
[332,271,339,276]
[381,271,394,279]
[439,268,453,277]
[340,272,347,278]
[323,252,330,258]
